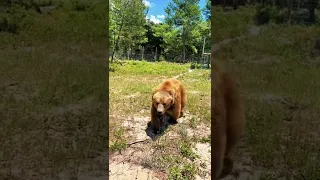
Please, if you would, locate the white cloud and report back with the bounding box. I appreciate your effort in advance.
[147,15,162,24]
[143,0,155,7]
[157,15,165,19]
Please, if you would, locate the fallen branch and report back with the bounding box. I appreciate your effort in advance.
[2,82,19,89]
[127,139,149,146]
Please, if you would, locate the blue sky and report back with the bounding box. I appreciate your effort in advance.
[143,0,207,24]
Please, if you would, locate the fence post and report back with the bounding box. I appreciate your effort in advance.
[155,46,157,61]
[141,46,144,61]
[127,50,129,60]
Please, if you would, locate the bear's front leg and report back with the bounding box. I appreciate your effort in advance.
[151,105,160,133]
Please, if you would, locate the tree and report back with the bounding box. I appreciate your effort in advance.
[307,0,319,23]
[192,20,211,54]
[204,0,211,20]
[164,0,202,62]
[109,0,148,63]
[152,23,182,60]
[141,21,164,61]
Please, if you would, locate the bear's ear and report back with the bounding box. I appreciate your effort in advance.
[151,91,155,101]
[152,87,157,96]
[168,90,174,97]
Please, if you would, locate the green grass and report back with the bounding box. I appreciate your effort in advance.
[110,60,190,76]
[0,1,108,179]
[214,6,320,179]
[109,60,211,179]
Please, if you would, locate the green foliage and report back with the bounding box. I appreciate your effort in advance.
[109,0,210,62]
[70,0,93,11]
[199,135,211,144]
[109,0,148,56]
[255,2,320,25]
[168,163,197,180]
[190,62,208,69]
[168,165,184,180]
[109,60,121,72]
[203,0,211,20]
[110,127,127,152]
[153,23,183,55]
[146,0,211,61]
[189,117,197,128]
[164,0,203,55]
[255,4,287,25]
[142,21,164,60]
[1,4,37,33]
[179,141,199,161]
[211,6,254,42]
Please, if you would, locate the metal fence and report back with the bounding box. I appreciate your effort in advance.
[110,51,211,65]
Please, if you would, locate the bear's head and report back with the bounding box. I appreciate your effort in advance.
[152,91,174,115]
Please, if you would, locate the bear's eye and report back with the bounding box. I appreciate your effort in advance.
[163,103,166,106]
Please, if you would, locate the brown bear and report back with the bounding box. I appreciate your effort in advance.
[149,78,186,133]
[211,62,245,179]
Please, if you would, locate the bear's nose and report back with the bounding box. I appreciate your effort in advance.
[157,111,162,115]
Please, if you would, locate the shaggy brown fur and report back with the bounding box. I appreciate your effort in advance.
[211,62,245,179]
[149,79,186,133]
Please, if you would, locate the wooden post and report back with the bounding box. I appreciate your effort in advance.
[202,37,206,65]
[202,37,206,55]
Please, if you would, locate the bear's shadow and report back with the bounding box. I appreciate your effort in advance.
[145,115,177,141]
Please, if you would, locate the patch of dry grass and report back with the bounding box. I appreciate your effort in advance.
[0,2,108,179]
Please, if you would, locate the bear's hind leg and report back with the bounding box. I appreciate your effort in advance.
[169,103,181,124]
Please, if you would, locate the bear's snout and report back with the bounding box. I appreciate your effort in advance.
[157,104,164,115]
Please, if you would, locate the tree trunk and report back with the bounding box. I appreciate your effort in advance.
[233,0,238,10]
[182,26,186,63]
[110,1,130,64]
[287,0,292,24]
[126,45,130,60]
[309,8,315,23]
[141,46,144,60]
[202,37,206,55]
[223,0,227,11]
[308,1,316,24]
[111,22,124,64]
[155,46,157,61]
